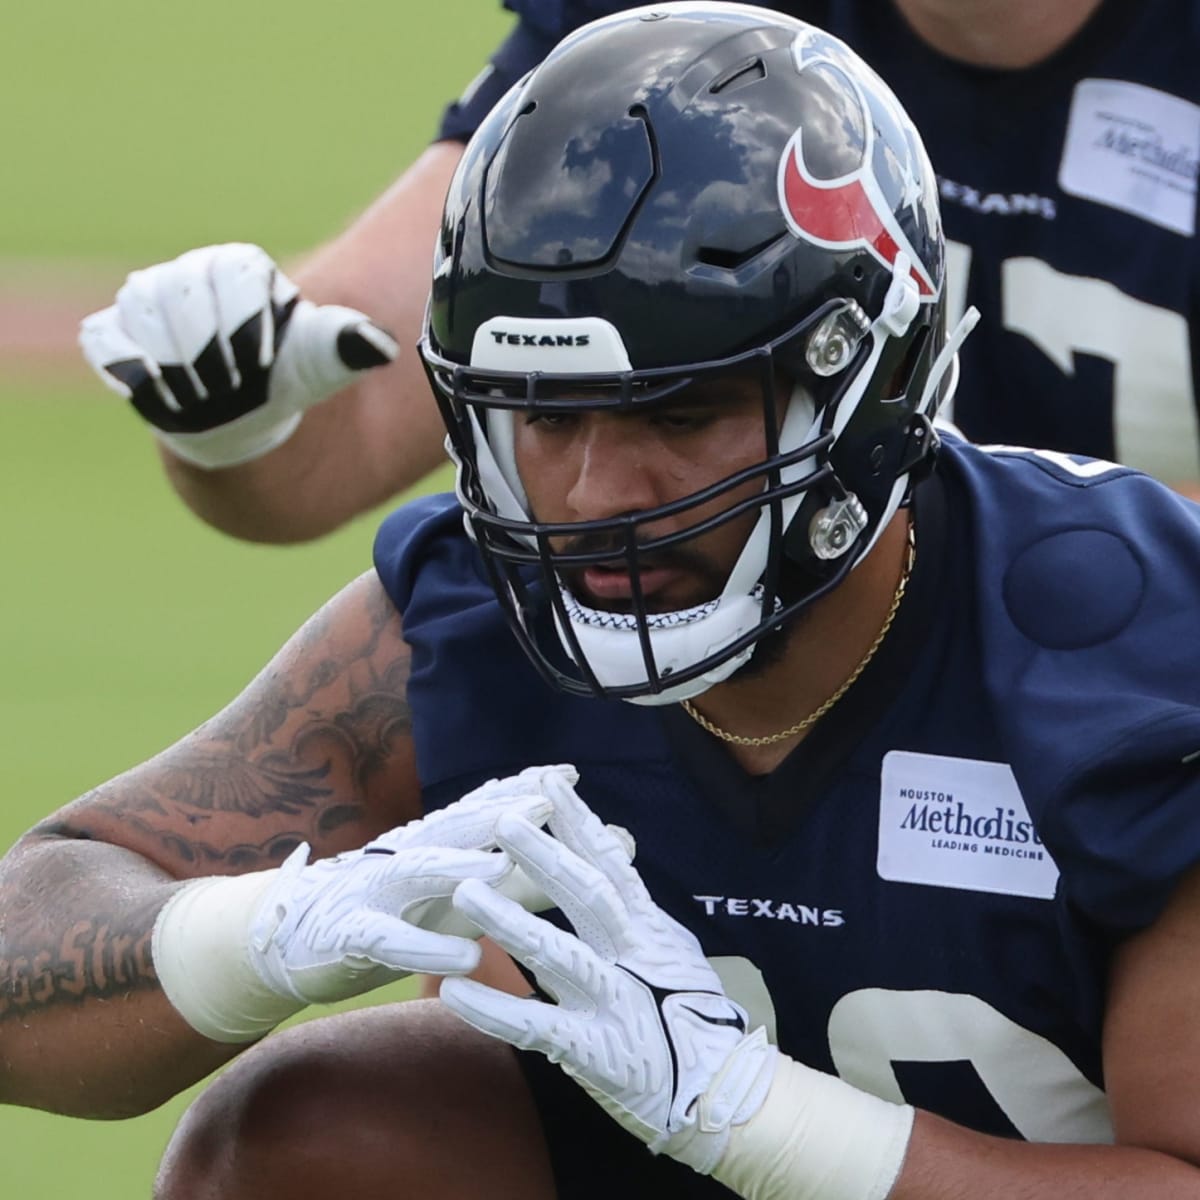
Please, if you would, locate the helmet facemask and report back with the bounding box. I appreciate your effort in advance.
[425,285,948,704]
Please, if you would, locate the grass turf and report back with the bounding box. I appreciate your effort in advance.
[4,1,511,261]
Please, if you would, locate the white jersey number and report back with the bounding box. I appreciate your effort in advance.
[945,240,1197,484]
[829,988,1113,1144]
[713,958,1113,1145]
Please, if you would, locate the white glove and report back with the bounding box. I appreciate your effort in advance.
[79,243,398,469]
[442,773,768,1171]
[152,765,571,1043]
[441,774,913,1200]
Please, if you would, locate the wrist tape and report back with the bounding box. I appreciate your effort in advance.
[713,1050,914,1200]
[152,872,304,1043]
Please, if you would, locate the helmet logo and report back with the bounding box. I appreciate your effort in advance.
[777,36,937,298]
[471,316,633,372]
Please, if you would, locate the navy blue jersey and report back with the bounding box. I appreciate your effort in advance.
[375,438,1200,1142]
[438,0,1200,484]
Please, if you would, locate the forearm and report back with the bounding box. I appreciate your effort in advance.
[157,364,446,543]
[0,836,240,1118]
[162,141,465,542]
[716,1061,1200,1200]
[892,1110,1200,1199]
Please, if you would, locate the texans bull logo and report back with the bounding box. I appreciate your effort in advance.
[777,34,939,299]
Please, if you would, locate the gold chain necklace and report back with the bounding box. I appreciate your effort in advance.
[679,518,916,747]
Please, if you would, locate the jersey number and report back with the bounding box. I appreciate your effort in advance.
[712,957,1113,1144]
[945,240,1197,483]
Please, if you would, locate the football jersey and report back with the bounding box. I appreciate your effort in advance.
[438,0,1200,484]
[374,437,1200,1142]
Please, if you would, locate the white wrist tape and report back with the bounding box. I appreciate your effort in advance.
[713,1052,914,1200]
[152,872,304,1043]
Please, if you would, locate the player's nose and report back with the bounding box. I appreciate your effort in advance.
[564,418,662,522]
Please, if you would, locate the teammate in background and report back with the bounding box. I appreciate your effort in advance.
[10,7,1200,1197]
[80,0,1200,544]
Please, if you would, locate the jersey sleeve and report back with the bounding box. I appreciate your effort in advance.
[956,445,1200,935]
[372,493,466,613]
[436,1,645,142]
[1042,709,1200,934]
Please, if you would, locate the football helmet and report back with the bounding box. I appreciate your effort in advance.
[421,1,975,704]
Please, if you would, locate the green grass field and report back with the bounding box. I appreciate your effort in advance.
[5,2,508,260]
[1,1,509,1192]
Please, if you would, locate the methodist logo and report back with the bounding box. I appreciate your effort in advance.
[877,751,1060,900]
[898,796,1045,860]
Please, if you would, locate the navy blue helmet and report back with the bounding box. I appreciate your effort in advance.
[421,2,969,703]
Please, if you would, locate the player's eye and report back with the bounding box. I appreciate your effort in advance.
[524,411,578,430]
[647,406,717,433]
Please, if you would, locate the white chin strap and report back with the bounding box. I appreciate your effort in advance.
[558,587,772,705]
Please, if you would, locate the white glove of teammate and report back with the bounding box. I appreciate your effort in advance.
[441,772,914,1200]
[152,766,569,1044]
[79,243,398,469]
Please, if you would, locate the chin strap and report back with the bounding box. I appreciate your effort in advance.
[919,306,981,421]
[895,302,981,480]
[896,413,939,481]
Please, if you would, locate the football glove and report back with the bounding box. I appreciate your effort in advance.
[152,765,568,1043]
[441,773,913,1200]
[79,243,397,469]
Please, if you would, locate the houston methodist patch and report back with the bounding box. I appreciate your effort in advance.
[877,750,1060,899]
[1059,79,1200,236]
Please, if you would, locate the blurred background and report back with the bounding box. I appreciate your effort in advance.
[1,0,512,1190]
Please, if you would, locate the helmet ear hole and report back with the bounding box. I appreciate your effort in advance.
[880,326,930,402]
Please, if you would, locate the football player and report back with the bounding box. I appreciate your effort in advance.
[9,7,1200,1198]
[79,0,1200,545]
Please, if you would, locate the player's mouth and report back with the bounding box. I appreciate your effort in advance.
[578,564,687,611]
[555,529,731,615]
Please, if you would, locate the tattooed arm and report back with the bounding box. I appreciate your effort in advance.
[0,571,422,1117]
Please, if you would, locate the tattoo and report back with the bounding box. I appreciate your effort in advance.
[129,754,333,819]
[218,582,396,757]
[0,888,161,1022]
[0,585,419,1022]
[54,578,414,873]
[132,822,307,871]
[317,690,415,792]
